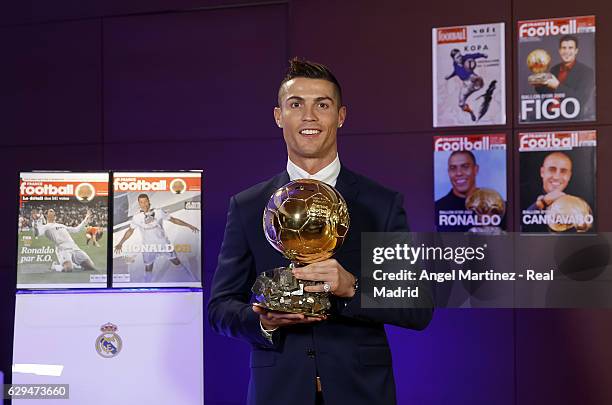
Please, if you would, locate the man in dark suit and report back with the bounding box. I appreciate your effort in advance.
[534,34,595,120]
[208,58,433,405]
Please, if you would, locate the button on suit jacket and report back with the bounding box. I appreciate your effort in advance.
[208,166,433,405]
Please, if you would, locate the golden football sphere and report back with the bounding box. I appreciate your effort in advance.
[263,179,349,264]
[547,195,593,233]
[465,188,505,217]
[526,49,551,73]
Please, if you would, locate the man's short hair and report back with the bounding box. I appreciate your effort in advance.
[279,57,343,107]
[542,151,572,166]
[449,150,477,165]
[137,194,150,201]
[559,34,578,48]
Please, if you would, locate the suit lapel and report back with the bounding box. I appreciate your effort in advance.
[272,171,290,189]
[262,171,290,204]
[334,166,359,204]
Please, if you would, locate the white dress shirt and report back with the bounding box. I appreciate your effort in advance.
[286,154,341,187]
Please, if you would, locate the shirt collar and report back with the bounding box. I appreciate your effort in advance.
[561,60,576,71]
[286,154,341,187]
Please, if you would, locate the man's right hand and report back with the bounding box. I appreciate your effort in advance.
[114,244,123,254]
[252,305,325,330]
[543,190,566,207]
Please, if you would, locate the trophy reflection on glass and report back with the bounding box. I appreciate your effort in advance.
[527,49,554,86]
[252,179,350,316]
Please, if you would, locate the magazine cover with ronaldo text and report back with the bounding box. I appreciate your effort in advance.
[17,172,109,289]
[434,134,507,233]
[112,171,202,287]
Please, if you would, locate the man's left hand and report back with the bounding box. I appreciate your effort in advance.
[292,259,356,298]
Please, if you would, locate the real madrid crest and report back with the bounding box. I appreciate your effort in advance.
[95,322,123,358]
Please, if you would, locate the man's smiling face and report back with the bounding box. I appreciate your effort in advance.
[448,152,478,198]
[559,39,579,64]
[541,152,572,193]
[274,77,346,166]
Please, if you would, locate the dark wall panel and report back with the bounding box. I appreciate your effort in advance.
[0,0,277,26]
[596,126,612,232]
[103,4,287,143]
[516,310,612,405]
[389,310,515,405]
[340,132,435,231]
[289,0,512,135]
[0,21,102,147]
[0,266,16,386]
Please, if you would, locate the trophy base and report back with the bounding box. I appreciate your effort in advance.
[252,302,326,318]
[252,266,332,316]
[528,72,553,86]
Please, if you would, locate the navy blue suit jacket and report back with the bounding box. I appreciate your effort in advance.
[208,166,433,405]
[534,60,595,120]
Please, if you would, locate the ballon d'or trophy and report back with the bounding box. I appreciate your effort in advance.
[465,188,506,235]
[252,179,350,316]
[526,49,553,86]
[547,195,593,233]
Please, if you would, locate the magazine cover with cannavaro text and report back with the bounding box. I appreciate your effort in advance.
[433,22,506,127]
[112,172,202,287]
[17,172,109,289]
[434,134,507,233]
[519,131,596,234]
[518,15,596,123]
